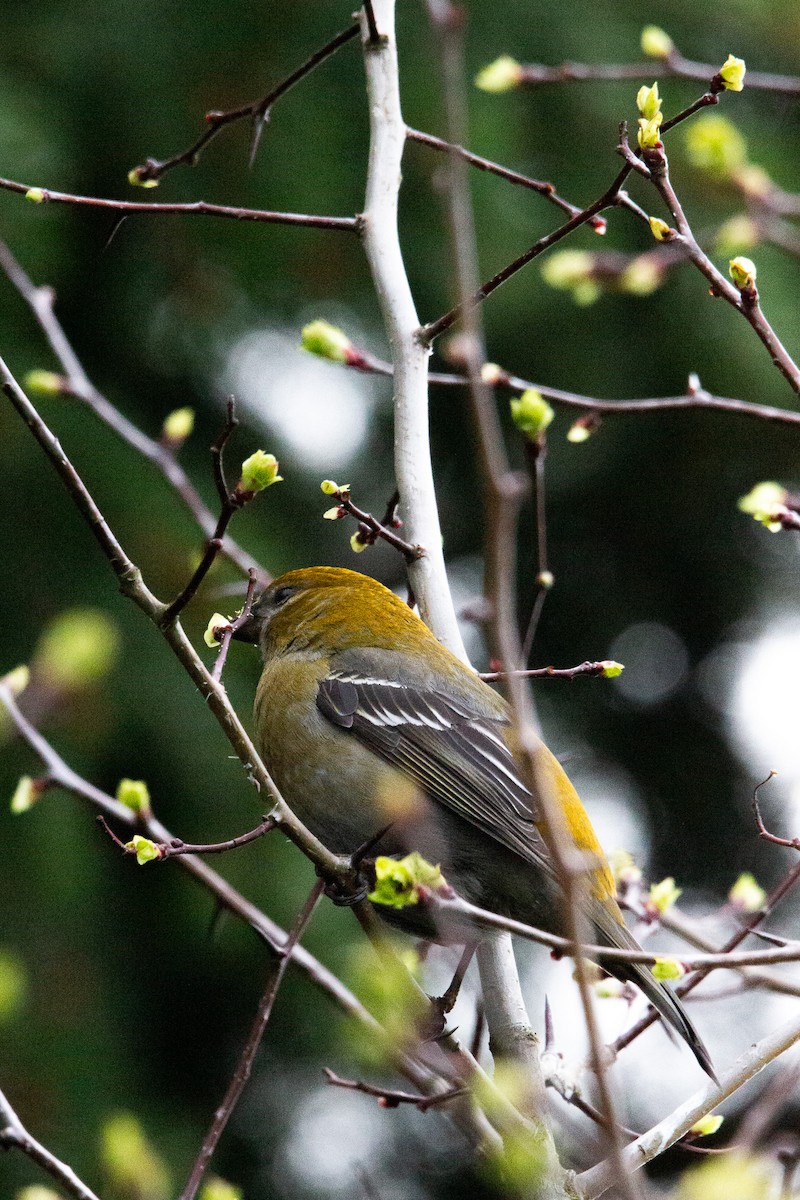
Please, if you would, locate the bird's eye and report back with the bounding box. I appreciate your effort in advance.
[271,585,296,608]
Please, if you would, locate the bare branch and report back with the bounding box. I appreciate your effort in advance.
[0,177,361,230]
[0,1086,101,1200]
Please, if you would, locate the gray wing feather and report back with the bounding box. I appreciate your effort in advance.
[317,671,552,871]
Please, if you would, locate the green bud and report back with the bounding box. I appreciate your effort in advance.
[101,1113,172,1200]
[537,570,554,590]
[10,776,42,814]
[637,115,662,150]
[369,852,446,909]
[475,56,523,93]
[648,216,672,242]
[641,26,674,59]
[25,188,46,204]
[116,778,151,817]
[161,406,195,443]
[715,215,759,257]
[685,114,746,177]
[689,1113,724,1137]
[620,257,663,296]
[728,872,766,913]
[34,609,119,689]
[124,835,162,865]
[203,613,230,649]
[636,83,661,121]
[2,665,30,696]
[350,532,368,553]
[322,506,343,520]
[238,450,282,494]
[16,1188,64,1200]
[719,54,746,92]
[127,168,159,189]
[609,848,642,886]
[321,479,345,495]
[0,949,27,1023]
[510,390,554,439]
[599,660,624,678]
[651,956,685,981]
[649,876,682,913]
[729,255,757,289]
[738,481,787,521]
[24,370,66,395]
[301,320,352,363]
[480,362,504,385]
[541,249,594,291]
[200,1179,244,1200]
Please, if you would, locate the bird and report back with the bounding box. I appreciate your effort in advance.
[232,565,714,1078]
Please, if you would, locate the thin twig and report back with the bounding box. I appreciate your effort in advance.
[98,812,276,860]
[0,239,267,580]
[514,50,800,96]
[323,1068,467,1111]
[178,879,324,1200]
[0,177,360,230]
[325,484,424,560]
[578,1010,800,1198]
[418,161,632,343]
[327,341,800,427]
[0,682,457,1103]
[480,661,615,682]
[405,126,606,227]
[648,157,800,395]
[0,1086,101,1200]
[131,23,360,182]
[610,852,800,1058]
[211,568,259,681]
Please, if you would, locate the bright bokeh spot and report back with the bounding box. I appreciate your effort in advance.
[609,621,689,706]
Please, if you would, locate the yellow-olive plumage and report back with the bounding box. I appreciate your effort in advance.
[234,566,713,1077]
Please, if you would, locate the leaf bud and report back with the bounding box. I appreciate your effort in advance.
[161,407,195,444]
[116,778,151,817]
[651,956,685,981]
[648,216,672,242]
[649,876,682,913]
[124,835,163,865]
[636,83,662,121]
[719,54,746,92]
[641,26,674,59]
[301,320,353,363]
[203,614,231,648]
[689,1113,724,1137]
[24,369,67,395]
[127,167,159,188]
[729,255,757,290]
[474,56,523,93]
[509,389,554,440]
[238,451,282,495]
[728,872,766,913]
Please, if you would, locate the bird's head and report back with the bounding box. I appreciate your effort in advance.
[232,566,429,660]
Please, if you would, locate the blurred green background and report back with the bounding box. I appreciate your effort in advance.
[2,1,800,1196]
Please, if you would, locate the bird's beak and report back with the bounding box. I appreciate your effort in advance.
[230,610,261,645]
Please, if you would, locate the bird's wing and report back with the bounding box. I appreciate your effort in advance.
[316,668,555,874]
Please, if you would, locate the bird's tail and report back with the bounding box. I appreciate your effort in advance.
[591,903,717,1082]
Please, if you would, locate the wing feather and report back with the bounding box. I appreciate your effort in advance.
[317,670,554,872]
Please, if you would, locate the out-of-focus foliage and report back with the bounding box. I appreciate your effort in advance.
[2,1,800,1197]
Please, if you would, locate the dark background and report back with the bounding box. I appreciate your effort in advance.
[2,1,800,1196]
